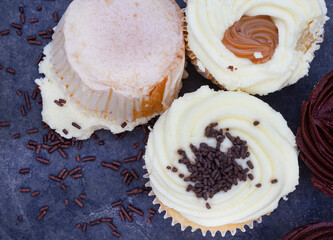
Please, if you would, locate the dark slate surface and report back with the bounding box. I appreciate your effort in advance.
[0,1,332,239]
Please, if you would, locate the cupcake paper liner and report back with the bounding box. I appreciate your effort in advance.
[46,9,185,127]
[142,168,263,237]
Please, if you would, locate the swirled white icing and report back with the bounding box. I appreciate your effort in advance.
[186,0,328,95]
[145,86,299,227]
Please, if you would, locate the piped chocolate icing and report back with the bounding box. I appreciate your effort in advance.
[282,222,333,240]
[296,70,333,197]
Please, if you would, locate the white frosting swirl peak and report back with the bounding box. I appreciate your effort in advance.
[145,86,299,227]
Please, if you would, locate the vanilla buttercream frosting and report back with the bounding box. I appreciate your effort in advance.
[145,86,299,227]
[186,0,328,95]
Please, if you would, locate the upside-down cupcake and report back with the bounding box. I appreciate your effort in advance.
[282,222,333,240]
[144,86,299,236]
[296,71,333,197]
[36,0,185,140]
[185,0,328,95]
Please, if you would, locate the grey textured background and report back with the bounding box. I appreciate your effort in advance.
[0,0,332,239]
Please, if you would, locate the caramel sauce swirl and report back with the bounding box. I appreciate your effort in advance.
[222,15,279,64]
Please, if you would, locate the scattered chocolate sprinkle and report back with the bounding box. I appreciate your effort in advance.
[27,128,38,134]
[35,145,42,154]
[103,163,118,173]
[89,220,101,226]
[16,30,22,36]
[48,145,58,153]
[120,206,132,222]
[137,150,143,161]
[19,188,31,193]
[26,144,36,150]
[0,30,10,36]
[60,184,67,191]
[112,231,121,238]
[126,188,144,196]
[76,223,81,229]
[16,90,22,96]
[120,169,128,176]
[123,157,137,163]
[53,100,63,107]
[13,133,21,139]
[111,201,122,208]
[248,174,254,180]
[36,53,44,65]
[49,174,61,182]
[40,206,49,212]
[50,140,60,146]
[20,106,26,116]
[206,203,211,209]
[28,140,37,146]
[20,14,25,24]
[179,174,184,178]
[36,6,42,11]
[26,35,36,41]
[119,211,125,222]
[108,222,117,231]
[37,211,47,221]
[98,141,104,146]
[31,191,40,197]
[271,179,278,184]
[256,183,262,188]
[64,200,69,206]
[82,156,96,162]
[133,143,139,149]
[31,90,38,100]
[35,155,50,164]
[74,198,84,208]
[72,173,83,179]
[121,122,127,128]
[79,194,86,200]
[10,23,22,29]
[71,122,81,129]
[77,141,82,150]
[29,18,38,23]
[147,217,152,223]
[128,205,144,216]
[247,160,254,169]
[149,209,156,216]
[126,175,134,185]
[130,170,139,180]
[42,35,52,39]
[48,28,54,34]
[76,155,80,162]
[143,134,149,144]
[253,121,260,126]
[112,161,122,167]
[6,67,16,75]
[53,12,59,22]
[28,40,42,45]
[82,223,87,232]
[19,6,24,13]
[227,66,234,71]
[69,166,82,176]
[166,166,171,170]
[18,216,23,222]
[100,218,113,223]
[19,169,30,174]
[24,92,31,110]
[58,148,67,159]
[172,167,178,172]
[0,122,10,127]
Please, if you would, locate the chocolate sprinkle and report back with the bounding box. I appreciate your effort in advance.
[111,201,122,208]
[256,183,262,188]
[74,198,84,208]
[72,122,81,129]
[0,122,10,127]
[108,222,117,231]
[27,128,38,134]
[36,157,50,165]
[53,12,59,22]
[253,121,260,126]
[271,179,278,184]
[0,30,10,36]
[128,205,144,216]
[112,231,121,238]
[19,169,30,174]
[29,18,38,23]
[82,223,87,232]
[13,133,21,139]
[173,123,253,206]
[31,191,40,197]
[37,211,47,221]
[6,67,16,75]
[121,122,127,128]
[82,156,96,162]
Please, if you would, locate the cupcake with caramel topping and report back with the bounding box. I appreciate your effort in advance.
[185,0,328,95]
[144,86,299,236]
[296,70,333,197]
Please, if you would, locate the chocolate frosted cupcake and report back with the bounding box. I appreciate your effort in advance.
[296,71,333,197]
[144,86,299,236]
[36,0,185,140]
[185,0,328,95]
[282,222,333,240]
